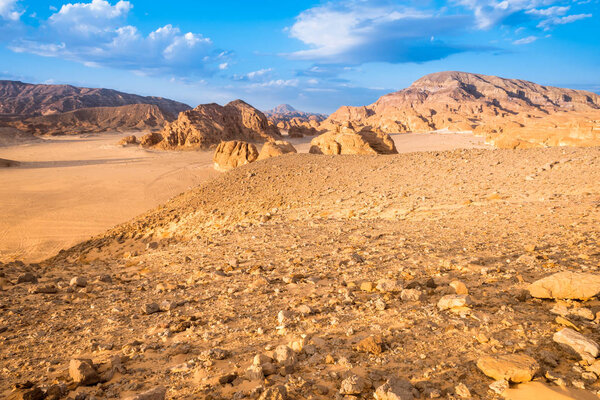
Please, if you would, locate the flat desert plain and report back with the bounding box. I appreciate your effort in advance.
[0,132,488,262]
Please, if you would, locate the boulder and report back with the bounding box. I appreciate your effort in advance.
[213,141,259,172]
[553,328,600,362]
[476,354,539,383]
[288,125,318,138]
[139,132,163,147]
[257,140,297,161]
[309,124,397,155]
[528,272,600,300]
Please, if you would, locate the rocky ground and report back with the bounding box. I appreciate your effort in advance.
[1,147,600,399]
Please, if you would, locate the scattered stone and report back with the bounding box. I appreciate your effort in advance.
[488,380,509,395]
[553,328,600,362]
[69,358,100,385]
[17,272,37,284]
[273,345,297,366]
[28,284,58,294]
[142,303,160,315]
[400,289,422,302]
[246,364,264,380]
[277,310,293,325]
[437,294,472,311]
[356,335,385,355]
[374,378,415,400]
[296,304,313,315]
[529,272,600,300]
[125,386,167,400]
[476,354,539,383]
[218,373,237,384]
[454,383,471,398]
[339,374,366,395]
[70,276,87,287]
[450,280,468,295]
[258,385,287,400]
[376,278,402,293]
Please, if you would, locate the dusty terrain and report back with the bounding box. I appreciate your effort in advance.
[1,141,599,399]
[0,133,219,262]
[0,132,487,263]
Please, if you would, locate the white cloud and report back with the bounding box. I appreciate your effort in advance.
[233,68,274,81]
[7,0,226,77]
[0,0,22,21]
[513,35,538,44]
[287,0,476,64]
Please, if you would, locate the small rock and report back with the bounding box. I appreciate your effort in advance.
[142,303,160,315]
[126,386,166,400]
[218,373,237,384]
[400,289,422,302]
[488,380,509,395]
[69,359,100,385]
[273,345,297,366]
[28,284,58,294]
[454,383,471,398]
[296,304,313,315]
[246,364,264,380]
[258,385,287,400]
[70,276,87,287]
[553,328,600,362]
[356,335,385,355]
[17,272,38,284]
[360,281,374,292]
[340,375,366,395]
[476,354,539,383]
[450,280,468,295]
[277,310,293,325]
[376,279,402,293]
[374,378,414,400]
[437,294,472,311]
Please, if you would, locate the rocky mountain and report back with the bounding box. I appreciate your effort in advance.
[153,99,281,150]
[9,104,174,136]
[0,80,190,118]
[265,104,327,131]
[322,71,600,148]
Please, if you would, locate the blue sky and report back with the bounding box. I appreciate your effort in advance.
[0,0,598,113]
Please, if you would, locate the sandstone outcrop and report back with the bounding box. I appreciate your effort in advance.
[157,100,281,150]
[288,125,319,138]
[257,140,297,161]
[309,124,398,155]
[322,71,600,149]
[476,354,539,383]
[118,135,138,146]
[213,140,259,171]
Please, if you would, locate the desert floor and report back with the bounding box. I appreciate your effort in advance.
[0,131,489,263]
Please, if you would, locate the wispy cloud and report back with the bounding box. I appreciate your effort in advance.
[513,35,538,44]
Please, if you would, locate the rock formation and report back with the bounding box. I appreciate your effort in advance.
[288,125,319,138]
[264,104,327,131]
[257,140,297,161]
[10,104,174,136]
[118,135,138,146]
[309,124,398,155]
[213,140,259,171]
[0,80,190,117]
[322,71,600,149]
[156,100,281,150]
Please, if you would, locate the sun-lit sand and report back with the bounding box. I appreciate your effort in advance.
[0,131,489,262]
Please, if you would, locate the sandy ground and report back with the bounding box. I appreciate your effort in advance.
[0,131,489,262]
[0,133,219,262]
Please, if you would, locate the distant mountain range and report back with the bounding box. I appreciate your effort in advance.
[264,104,327,130]
[0,80,191,135]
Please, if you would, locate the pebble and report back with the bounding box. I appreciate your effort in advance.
[454,383,471,398]
[488,379,509,394]
[476,353,539,383]
[356,335,385,355]
[374,378,415,400]
[70,276,87,287]
[273,345,297,366]
[142,303,160,315]
[339,375,366,395]
[400,289,422,302]
[450,280,468,295]
[69,358,100,385]
[125,386,166,400]
[437,294,472,311]
[258,385,287,400]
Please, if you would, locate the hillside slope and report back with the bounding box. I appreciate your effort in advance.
[0,80,190,117]
[323,71,600,148]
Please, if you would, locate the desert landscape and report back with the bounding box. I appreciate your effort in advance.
[1,1,600,399]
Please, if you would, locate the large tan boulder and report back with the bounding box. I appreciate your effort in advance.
[213,141,258,172]
[309,124,398,155]
[528,272,600,300]
[257,140,297,161]
[159,100,281,150]
[476,354,539,383]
